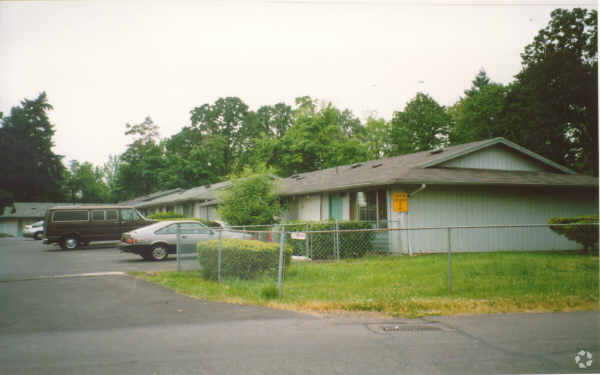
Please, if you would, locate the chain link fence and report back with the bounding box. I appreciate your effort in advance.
[175,222,597,294]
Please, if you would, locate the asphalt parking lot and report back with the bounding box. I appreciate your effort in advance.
[0,237,178,281]
[0,237,598,374]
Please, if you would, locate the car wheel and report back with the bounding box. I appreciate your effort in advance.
[61,236,79,250]
[150,244,169,261]
[34,232,43,240]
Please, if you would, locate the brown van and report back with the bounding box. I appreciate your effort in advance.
[43,205,155,249]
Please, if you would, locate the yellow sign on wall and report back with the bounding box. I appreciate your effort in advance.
[393,192,408,212]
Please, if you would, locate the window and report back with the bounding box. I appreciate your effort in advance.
[121,209,139,222]
[180,223,209,234]
[156,224,178,235]
[106,210,118,221]
[92,210,105,221]
[53,210,89,222]
[350,190,387,222]
[155,223,209,235]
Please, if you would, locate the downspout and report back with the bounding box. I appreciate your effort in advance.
[409,184,427,197]
[406,184,427,256]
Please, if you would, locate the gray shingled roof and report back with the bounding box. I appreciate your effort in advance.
[133,181,232,208]
[119,188,184,206]
[277,138,597,196]
[0,203,72,219]
[122,137,598,206]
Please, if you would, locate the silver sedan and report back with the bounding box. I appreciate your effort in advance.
[120,220,251,261]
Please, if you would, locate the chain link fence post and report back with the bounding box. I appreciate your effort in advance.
[176,223,182,272]
[305,223,309,258]
[217,230,222,282]
[278,226,285,298]
[447,227,452,293]
[336,220,341,260]
[309,223,313,258]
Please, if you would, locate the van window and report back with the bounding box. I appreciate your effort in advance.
[53,210,89,222]
[106,210,118,221]
[121,208,139,222]
[92,210,105,221]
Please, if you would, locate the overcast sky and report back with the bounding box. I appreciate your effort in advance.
[0,0,595,168]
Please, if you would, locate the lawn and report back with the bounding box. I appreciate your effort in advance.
[132,251,599,318]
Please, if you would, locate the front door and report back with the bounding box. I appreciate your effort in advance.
[329,194,343,221]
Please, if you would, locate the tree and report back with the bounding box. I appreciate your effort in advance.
[189,97,254,177]
[464,69,491,97]
[0,92,65,201]
[255,103,294,138]
[102,154,120,202]
[275,101,369,176]
[510,8,598,175]
[449,71,511,145]
[389,93,451,155]
[217,167,282,226]
[160,127,224,189]
[363,116,392,159]
[64,161,110,203]
[114,117,166,200]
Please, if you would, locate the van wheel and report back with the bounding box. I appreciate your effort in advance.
[61,236,79,250]
[34,232,43,240]
[150,244,169,261]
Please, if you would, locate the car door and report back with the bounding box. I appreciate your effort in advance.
[178,222,214,256]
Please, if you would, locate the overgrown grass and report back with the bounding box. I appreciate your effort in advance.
[131,252,599,318]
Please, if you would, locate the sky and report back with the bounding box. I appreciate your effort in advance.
[0,0,595,168]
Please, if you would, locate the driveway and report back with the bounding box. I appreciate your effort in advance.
[0,238,598,374]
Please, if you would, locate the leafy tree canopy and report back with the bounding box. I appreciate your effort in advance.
[274,101,369,176]
[0,92,65,201]
[389,92,451,155]
[512,8,598,175]
[63,160,110,203]
[449,72,510,145]
[114,117,166,200]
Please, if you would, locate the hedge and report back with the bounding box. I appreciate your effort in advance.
[148,211,221,227]
[197,238,292,280]
[548,215,599,253]
[283,221,375,259]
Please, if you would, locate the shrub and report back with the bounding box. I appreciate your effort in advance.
[548,215,599,253]
[283,221,375,259]
[0,233,14,238]
[148,211,221,227]
[148,211,185,220]
[197,239,292,280]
